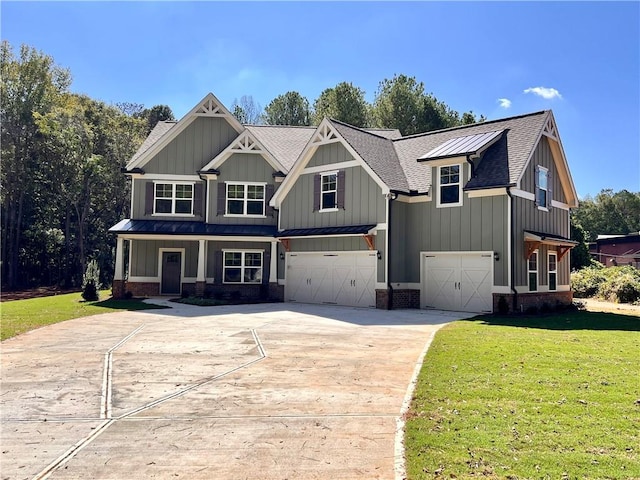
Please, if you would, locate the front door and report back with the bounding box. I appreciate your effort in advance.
[161,251,182,295]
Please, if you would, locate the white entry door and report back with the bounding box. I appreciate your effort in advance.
[422,253,493,313]
[286,252,377,308]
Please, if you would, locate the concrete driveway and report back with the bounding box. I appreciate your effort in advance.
[1,302,475,480]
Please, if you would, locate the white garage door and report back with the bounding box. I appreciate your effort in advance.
[422,252,493,313]
[286,252,377,308]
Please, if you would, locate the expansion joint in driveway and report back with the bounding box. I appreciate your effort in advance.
[32,328,266,480]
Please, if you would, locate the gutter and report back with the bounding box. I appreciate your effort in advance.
[506,186,518,312]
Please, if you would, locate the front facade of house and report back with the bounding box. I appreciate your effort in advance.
[111,93,578,313]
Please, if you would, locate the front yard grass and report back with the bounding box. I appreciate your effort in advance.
[405,311,640,479]
[0,290,167,341]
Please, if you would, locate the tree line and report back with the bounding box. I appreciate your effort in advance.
[232,76,485,136]
[3,41,636,291]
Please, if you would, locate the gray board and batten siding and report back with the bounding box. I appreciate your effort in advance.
[520,136,567,204]
[279,171,385,231]
[306,142,353,168]
[143,117,238,175]
[391,163,508,287]
[208,153,279,226]
[130,240,199,278]
[206,241,272,282]
[132,178,205,221]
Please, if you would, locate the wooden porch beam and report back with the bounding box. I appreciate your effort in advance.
[280,238,291,252]
[525,241,541,259]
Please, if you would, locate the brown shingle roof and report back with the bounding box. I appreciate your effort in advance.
[245,125,315,172]
[127,121,176,168]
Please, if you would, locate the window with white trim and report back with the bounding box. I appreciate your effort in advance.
[438,164,462,207]
[223,251,262,284]
[155,183,193,215]
[528,250,538,292]
[226,182,265,216]
[548,252,557,291]
[321,172,337,210]
[536,166,549,209]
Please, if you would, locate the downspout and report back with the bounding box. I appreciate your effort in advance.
[506,187,518,312]
[387,192,398,310]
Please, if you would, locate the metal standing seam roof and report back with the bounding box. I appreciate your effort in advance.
[419,129,505,160]
[109,219,277,237]
[276,224,377,237]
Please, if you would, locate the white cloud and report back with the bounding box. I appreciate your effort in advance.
[523,86,563,100]
[497,98,512,109]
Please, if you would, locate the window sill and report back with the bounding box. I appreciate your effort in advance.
[152,213,195,217]
[436,202,463,208]
[318,208,339,213]
[537,206,549,212]
[222,282,262,285]
[224,214,267,218]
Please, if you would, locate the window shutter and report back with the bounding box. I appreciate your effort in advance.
[265,184,275,217]
[145,182,154,215]
[217,183,226,216]
[262,251,270,285]
[547,172,553,209]
[533,165,540,207]
[337,170,346,210]
[214,250,223,284]
[313,174,321,212]
[193,183,203,217]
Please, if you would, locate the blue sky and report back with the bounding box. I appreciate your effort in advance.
[2,1,639,198]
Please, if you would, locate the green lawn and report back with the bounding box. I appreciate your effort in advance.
[0,290,167,341]
[405,311,640,479]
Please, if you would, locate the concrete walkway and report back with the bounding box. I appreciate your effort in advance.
[1,303,475,480]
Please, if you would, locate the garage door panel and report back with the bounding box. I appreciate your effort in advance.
[423,253,493,313]
[286,252,376,308]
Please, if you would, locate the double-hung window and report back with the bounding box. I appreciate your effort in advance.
[438,164,462,207]
[536,166,550,210]
[321,172,337,211]
[223,251,262,284]
[528,251,538,292]
[548,252,557,291]
[226,182,265,216]
[154,183,193,215]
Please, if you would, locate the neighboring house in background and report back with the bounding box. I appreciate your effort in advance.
[110,92,579,313]
[589,233,640,268]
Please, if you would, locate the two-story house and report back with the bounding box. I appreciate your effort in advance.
[110,92,578,313]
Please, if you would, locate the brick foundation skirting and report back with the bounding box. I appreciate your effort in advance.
[376,289,420,309]
[125,282,160,298]
[122,281,283,302]
[112,280,126,299]
[493,291,573,314]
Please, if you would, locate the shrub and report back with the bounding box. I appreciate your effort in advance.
[571,264,640,303]
[81,260,100,301]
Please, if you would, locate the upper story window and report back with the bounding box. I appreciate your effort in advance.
[528,250,538,292]
[437,164,462,207]
[548,252,557,291]
[313,170,345,212]
[226,182,265,216]
[154,182,193,215]
[535,166,550,210]
[321,172,337,210]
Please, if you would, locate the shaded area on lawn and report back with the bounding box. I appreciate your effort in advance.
[472,310,640,332]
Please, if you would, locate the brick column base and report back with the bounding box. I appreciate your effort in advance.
[195,281,206,297]
[112,280,126,299]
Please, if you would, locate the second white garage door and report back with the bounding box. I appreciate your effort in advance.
[286,252,377,308]
[422,252,493,313]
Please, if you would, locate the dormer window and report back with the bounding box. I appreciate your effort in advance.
[437,164,462,207]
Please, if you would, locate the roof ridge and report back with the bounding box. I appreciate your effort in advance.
[394,110,549,141]
[245,124,317,130]
[329,118,395,141]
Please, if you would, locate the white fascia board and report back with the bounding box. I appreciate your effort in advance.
[119,234,274,242]
[511,188,535,201]
[130,173,203,182]
[417,155,468,168]
[396,194,431,203]
[127,93,243,170]
[302,160,361,175]
[467,187,508,198]
[277,233,370,240]
[201,129,285,173]
[270,118,390,208]
[551,200,571,211]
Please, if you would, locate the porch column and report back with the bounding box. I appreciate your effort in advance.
[269,240,278,283]
[112,236,126,298]
[196,239,206,296]
[114,237,124,280]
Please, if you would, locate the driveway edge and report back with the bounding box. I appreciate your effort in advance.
[394,324,446,480]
